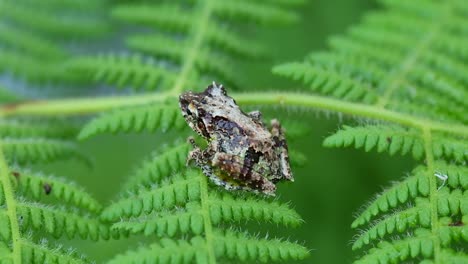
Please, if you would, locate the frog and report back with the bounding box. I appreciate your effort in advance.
[178,82,293,195]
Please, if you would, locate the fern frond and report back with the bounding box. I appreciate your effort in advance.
[352,166,427,228]
[438,216,468,246]
[205,24,266,58]
[212,1,299,24]
[107,236,208,264]
[355,228,435,264]
[0,119,77,139]
[324,125,467,162]
[356,225,467,264]
[207,192,303,227]
[0,0,108,38]
[101,170,201,222]
[111,3,191,32]
[275,0,468,122]
[103,162,307,262]
[0,212,10,242]
[0,239,89,264]
[66,54,178,91]
[0,0,109,84]
[0,50,68,83]
[70,0,302,92]
[123,35,185,63]
[214,230,309,263]
[275,2,468,262]
[437,188,467,217]
[13,0,105,12]
[273,62,380,103]
[78,103,186,140]
[108,230,309,264]
[18,201,110,240]
[434,162,468,189]
[111,202,205,237]
[2,138,86,164]
[438,250,468,264]
[6,1,341,263]
[122,141,190,192]
[353,199,431,250]
[20,239,88,264]
[11,168,101,213]
[111,192,303,237]
[0,140,102,262]
[0,23,66,60]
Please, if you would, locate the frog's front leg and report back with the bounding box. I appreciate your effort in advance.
[270,119,293,181]
[212,152,276,195]
[186,137,203,166]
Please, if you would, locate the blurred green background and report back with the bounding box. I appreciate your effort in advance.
[29,0,418,263]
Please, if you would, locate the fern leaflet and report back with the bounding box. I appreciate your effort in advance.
[75,0,304,139]
[0,0,109,84]
[103,163,309,263]
[0,119,106,263]
[274,0,468,262]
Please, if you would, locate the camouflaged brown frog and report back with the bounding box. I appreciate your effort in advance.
[179,82,293,195]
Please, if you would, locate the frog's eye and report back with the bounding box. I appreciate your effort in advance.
[188,103,198,116]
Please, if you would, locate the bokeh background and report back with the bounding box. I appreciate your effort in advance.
[8,0,419,263]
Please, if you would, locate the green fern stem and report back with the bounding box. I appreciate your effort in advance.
[0,139,21,264]
[1,92,466,137]
[171,0,214,94]
[422,128,441,263]
[199,173,217,264]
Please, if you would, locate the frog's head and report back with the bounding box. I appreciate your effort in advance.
[179,82,231,138]
[179,83,217,138]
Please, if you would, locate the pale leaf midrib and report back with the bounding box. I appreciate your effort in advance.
[0,140,21,263]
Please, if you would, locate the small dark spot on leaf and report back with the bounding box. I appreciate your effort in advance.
[386,137,392,143]
[11,171,20,179]
[449,220,463,226]
[43,183,52,195]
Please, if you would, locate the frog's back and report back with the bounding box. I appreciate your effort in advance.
[194,83,273,152]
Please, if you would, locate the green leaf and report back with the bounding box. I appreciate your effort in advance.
[78,103,186,140]
[2,138,87,164]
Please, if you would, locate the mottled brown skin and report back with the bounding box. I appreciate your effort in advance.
[179,82,293,195]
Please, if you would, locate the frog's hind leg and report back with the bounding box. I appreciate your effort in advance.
[270,119,293,182]
[186,137,204,166]
[212,152,276,196]
[203,164,273,196]
[199,163,245,192]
